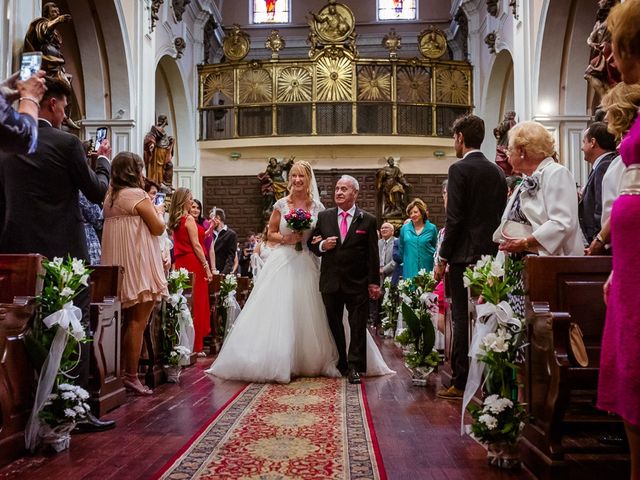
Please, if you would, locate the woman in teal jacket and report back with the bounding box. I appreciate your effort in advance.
[398,198,438,280]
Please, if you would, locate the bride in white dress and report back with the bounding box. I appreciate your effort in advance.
[206,161,393,383]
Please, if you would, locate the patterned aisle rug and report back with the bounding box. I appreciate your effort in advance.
[154,377,386,480]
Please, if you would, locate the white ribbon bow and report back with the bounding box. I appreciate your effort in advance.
[42,301,85,340]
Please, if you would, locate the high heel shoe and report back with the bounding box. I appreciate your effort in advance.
[123,373,153,396]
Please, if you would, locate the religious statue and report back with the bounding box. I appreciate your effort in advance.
[23,2,72,86]
[312,3,351,41]
[418,27,447,59]
[376,157,411,218]
[584,0,621,98]
[493,111,517,175]
[257,156,295,220]
[144,115,175,190]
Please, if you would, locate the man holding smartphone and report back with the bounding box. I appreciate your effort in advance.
[0,77,114,433]
[0,68,46,154]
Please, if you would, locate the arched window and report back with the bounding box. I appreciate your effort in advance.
[378,0,417,21]
[252,0,290,24]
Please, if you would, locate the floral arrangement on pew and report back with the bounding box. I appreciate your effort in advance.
[162,268,194,382]
[394,269,440,384]
[283,208,313,251]
[217,274,241,339]
[461,253,528,469]
[24,257,92,452]
[380,277,400,336]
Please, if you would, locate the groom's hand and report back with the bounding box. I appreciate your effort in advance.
[368,284,381,300]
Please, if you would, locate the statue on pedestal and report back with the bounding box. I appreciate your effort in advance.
[144,115,175,191]
[376,157,410,218]
[257,156,294,220]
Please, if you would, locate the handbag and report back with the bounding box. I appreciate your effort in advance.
[500,220,533,240]
[568,323,589,367]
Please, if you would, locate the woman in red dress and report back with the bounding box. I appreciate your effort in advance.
[168,188,213,356]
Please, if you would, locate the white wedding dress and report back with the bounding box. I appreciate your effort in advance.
[206,198,394,383]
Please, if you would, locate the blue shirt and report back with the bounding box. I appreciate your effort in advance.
[398,220,438,280]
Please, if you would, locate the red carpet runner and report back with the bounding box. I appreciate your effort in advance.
[154,377,386,479]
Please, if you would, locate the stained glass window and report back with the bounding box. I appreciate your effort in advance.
[378,0,417,21]
[252,0,290,24]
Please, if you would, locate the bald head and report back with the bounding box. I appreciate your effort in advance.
[380,222,394,240]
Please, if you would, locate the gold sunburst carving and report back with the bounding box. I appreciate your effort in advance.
[397,66,431,103]
[436,69,469,104]
[316,56,353,102]
[277,67,312,102]
[239,68,272,104]
[202,72,234,106]
[357,65,391,101]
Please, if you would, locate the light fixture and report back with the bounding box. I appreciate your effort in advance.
[433,150,445,158]
[230,151,241,160]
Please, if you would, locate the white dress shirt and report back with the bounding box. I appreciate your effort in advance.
[601,154,625,227]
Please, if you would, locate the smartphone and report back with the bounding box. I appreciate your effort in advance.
[94,127,107,150]
[19,52,42,81]
[155,192,166,206]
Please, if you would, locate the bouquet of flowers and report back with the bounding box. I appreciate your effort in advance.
[162,268,193,368]
[283,208,313,251]
[468,394,528,447]
[381,277,400,334]
[25,256,92,452]
[463,254,521,305]
[40,382,91,428]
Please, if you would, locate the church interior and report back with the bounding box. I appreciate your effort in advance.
[0,0,636,479]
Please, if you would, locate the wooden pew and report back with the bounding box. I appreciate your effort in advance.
[521,256,625,479]
[0,254,43,467]
[88,266,126,417]
[236,276,251,308]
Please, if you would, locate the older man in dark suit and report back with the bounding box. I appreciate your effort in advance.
[579,121,617,245]
[0,79,113,431]
[434,114,507,399]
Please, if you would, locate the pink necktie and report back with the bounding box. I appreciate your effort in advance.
[340,211,349,241]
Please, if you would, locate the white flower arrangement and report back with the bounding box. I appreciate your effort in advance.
[40,383,91,427]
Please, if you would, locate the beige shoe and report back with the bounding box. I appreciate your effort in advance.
[436,386,464,400]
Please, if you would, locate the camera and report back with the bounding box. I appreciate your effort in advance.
[19,52,42,81]
[154,192,166,206]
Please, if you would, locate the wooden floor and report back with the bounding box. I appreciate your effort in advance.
[0,336,535,480]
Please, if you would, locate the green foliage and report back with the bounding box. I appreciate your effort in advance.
[216,274,238,337]
[162,268,192,365]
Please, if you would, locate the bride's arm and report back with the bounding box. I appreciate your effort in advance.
[267,207,298,245]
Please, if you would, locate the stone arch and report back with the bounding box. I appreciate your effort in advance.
[155,54,196,186]
[534,0,598,117]
[482,49,514,162]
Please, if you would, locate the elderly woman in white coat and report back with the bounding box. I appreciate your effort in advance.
[494,121,584,257]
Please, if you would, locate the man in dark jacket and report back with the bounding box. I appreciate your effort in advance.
[579,121,617,244]
[0,78,114,431]
[434,114,507,399]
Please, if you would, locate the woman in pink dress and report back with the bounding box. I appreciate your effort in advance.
[598,2,640,476]
[102,153,168,395]
[168,188,213,356]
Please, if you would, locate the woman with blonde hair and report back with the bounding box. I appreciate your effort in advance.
[598,1,640,475]
[494,120,583,257]
[101,152,168,395]
[168,188,213,357]
[397,198,438,279]
[207,161,393,382]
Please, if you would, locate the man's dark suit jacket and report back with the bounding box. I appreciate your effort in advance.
[579,151,616,243]
[214,227,237,274]
[309,207,379,294]
[439,151,507,264]
[0,120,110,261]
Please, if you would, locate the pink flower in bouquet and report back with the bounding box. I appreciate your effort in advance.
[284,208,313,251]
